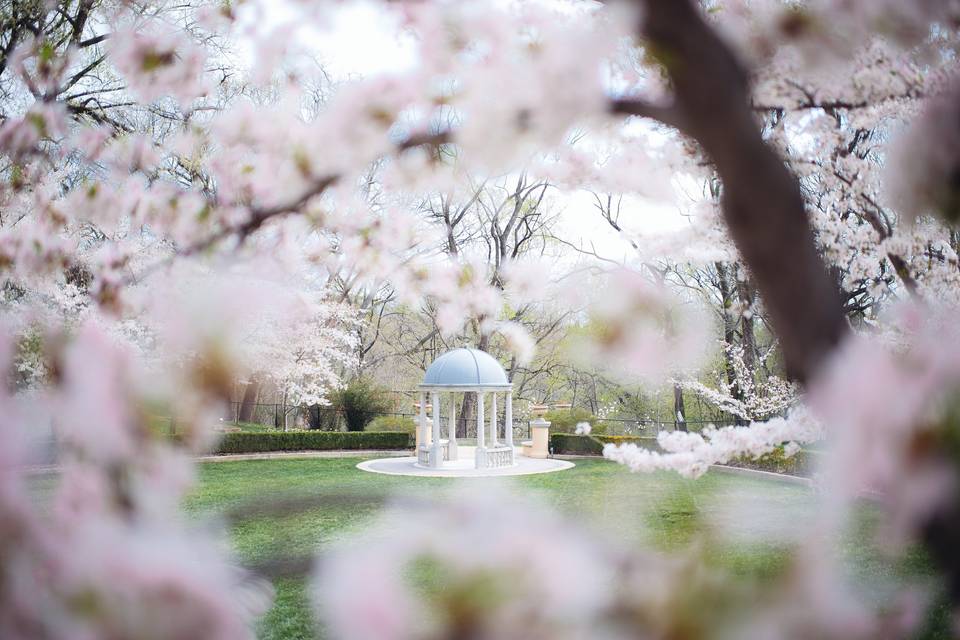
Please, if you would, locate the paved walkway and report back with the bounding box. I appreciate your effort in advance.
[357,454,575,478]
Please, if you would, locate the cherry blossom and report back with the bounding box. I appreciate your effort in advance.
[2,0,960,637]
[570,268,712,384]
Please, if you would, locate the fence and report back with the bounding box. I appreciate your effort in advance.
[226,401,533,439]
[597,417,739,435]
[228,401,312,430]
[223,402,741,439]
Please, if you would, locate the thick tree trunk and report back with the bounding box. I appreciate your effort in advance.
[673,383,687,432]
[457,332,491,438]
[238,375,262,423]
[715,261,748,424]
[632,0,847,382]
[735,273,758,375]
[457,391,473,439]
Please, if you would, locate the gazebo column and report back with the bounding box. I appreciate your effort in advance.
[489,393,498,447]
[429,390,442,468]
[418,392,427,448]
[505,392,513,449]
[448,393,458,461]
[476,391,487,468]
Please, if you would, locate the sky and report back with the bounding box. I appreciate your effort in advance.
[249,0,694,261]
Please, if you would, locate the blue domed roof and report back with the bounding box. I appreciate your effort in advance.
[421,348,510,388]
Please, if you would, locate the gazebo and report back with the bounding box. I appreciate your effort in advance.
[417,347,515,469]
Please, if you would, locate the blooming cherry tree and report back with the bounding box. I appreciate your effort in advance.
[4,0,960,638]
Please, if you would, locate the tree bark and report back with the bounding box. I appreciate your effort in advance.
[457,391,473,439]
[637,0,847,382]
[238,375,262,423]
[457,331,491,438]
[673,383,687,432]
[735,272,758,375]
[715,262,748,425]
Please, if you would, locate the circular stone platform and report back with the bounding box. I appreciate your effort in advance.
[357,454,574,478]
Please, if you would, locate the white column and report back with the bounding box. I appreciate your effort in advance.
[489,393,498,447]
[505,392,513,448]
[418,391,427,448]
[448,393,458,461]
[475,391,486,468]
[430,390,442,467]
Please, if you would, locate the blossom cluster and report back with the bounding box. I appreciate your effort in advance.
[0,325,270,640]
[2,0,960,638]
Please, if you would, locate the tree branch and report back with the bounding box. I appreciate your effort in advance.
[609,97,687,131]
[637,0,847,382]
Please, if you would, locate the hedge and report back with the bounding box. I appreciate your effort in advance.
[550,434,819,478]
[724,446,820,477]
[596,435,662,451]
[550,433,662,455]
[212,431,411,454]
[366,415,417,435]
[550,433,605,455]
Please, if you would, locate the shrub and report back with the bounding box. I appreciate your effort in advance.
[305,403,341,431]
[212,431,410,454]
[596,435,662,451]
[727,445,819,477]
[549,434,818,478]
[332,378,392,432]
[544,407,597,433]
[550,433,604,455]
[366,415,417,435]
[550,434,661,456]
[589,422,610,436]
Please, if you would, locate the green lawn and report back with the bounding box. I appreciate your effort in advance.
[184,456,946,640]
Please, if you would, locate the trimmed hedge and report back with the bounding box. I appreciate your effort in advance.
[551,433,661,455]
[725,446,820,477]
[213,431,411,454]
[550,434,604,455]
[366,415,417,435]
[550,434,819,478]
[596,435,662,452]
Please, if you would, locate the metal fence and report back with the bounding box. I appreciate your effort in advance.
[222,401,741,438]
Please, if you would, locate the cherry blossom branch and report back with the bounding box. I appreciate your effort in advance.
[192,127,450,251]
[396,129,450,152]
[608,97,687,130]
[828,167,920,295]
[751,81,925,113]
[134,129,449,283]
[636,0,848,382]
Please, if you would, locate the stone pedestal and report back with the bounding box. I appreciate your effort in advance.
[527,418,551,459]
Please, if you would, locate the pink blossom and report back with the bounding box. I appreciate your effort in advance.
[314,487,613,640]
[109,25,209,108]
[0,103,68,156]
[571,268,712,384]
[886,77,960,223]
[56,323,140,464]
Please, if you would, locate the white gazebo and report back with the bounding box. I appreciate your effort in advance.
[417,347,515,470]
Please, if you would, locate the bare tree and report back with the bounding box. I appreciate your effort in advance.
[614,0,847,382]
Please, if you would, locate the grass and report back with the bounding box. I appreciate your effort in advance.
[184,456,946,640]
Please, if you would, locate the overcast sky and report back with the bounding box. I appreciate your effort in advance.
[250,0,693,262]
